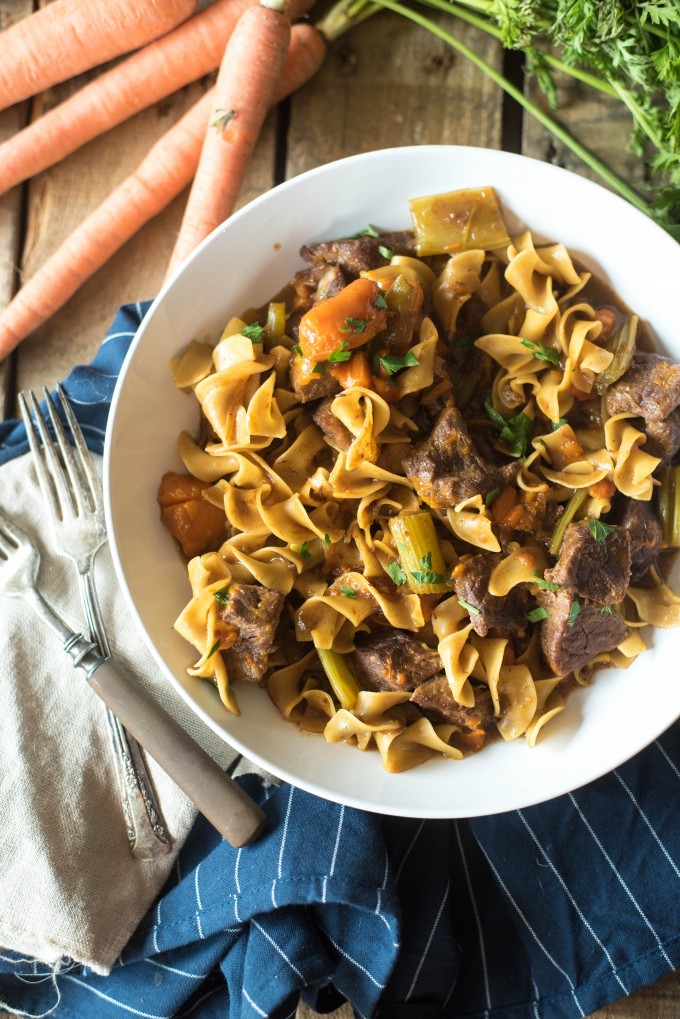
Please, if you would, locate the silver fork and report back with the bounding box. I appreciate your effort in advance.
[19,385,171,860]
[0,507,266,848]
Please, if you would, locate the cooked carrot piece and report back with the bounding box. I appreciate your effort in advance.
[298,278,388,361]
[329,350,373,390]
[158,472,225,558]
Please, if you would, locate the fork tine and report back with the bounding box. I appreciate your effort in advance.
[41,387,95,516]
[56,383,102,512]
[18,391,72,521]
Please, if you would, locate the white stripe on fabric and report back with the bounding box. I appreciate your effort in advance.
[405,878,450,1001]
[395,819,425,884]
[194,863,203,912]
[321,876,328,904]
[530,975,541,1019]
[271,879,278,908]
[61,976,172,1018]
[330,806,345,877]
[242,986,267,1016]
[233,895,241,923]
[656,739,680,781]
[152,901,161,953]
[99,329,136,347]
[253,919,304,980]
[325,933,385,989]
[195,912,204,940]
[235,848,242,894]
[454,821,492,1015]
[476,841,586,1017]
[517,810,629,996]
[146,959,204,981]
[442,941,462,1010]
[135,302,145,320]
[613,769,680,881]
[569,793,674,971]
[278,786,295,878]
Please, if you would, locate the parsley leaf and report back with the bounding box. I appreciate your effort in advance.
[324,533,331,546]
[520,338,560,366]
[339,316,367,334]
[601,605,613,614]
[376,351,420,376]
[242,321,265,342]
[293,344,303,357]
[587,519,615,542]
[386,560,407,586]
[378,244,394,259]
[207,639,222,658]
[458,598,481,615]
[350,224,379,238]
[484,399,534,457]
[212,108,236,132]
[298,541,310,559]
[373,291,388,309]
[532,570,561,591]
[411,554,446,584]
[214,587,230,605]
[527,606,549,623]
[567,600,581,628]
[312,363,325,375]
[485,487,501,507]
[551,417,568,430]
[328,340,352,363]
[340,586,356,598]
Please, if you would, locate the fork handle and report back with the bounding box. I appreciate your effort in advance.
[83,657,267,848]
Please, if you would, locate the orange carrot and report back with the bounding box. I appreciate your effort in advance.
[0,0,198,114]
[165,0,292,280]
[0,24,326,361]
[0,0,317,198]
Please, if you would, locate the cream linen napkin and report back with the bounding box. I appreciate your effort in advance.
[0,452,243,975]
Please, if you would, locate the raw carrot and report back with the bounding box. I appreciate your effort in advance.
[0,0,317,198]
[0,0,197,114]
[165,0,291,280]
[0,24,327,361]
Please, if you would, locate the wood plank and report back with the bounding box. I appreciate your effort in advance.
[0,0,33,416]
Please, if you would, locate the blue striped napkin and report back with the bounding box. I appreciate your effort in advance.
[1,302,679,1019]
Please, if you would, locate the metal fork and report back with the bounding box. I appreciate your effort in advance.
[0,507,266,849]
[19,385,171,860]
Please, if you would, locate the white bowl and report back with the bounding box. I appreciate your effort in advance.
[104,145,680,818]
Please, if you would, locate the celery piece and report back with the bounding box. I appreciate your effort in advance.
[264,301,287,348]
[594,315,638,395]
[549,489,589,557]
[408,186,510,256]
[317,648,361,710]
[658,466,680,548]
[389,512,452,594]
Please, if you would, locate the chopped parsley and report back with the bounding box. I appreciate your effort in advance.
[601,605,613,614]
[458,598,481,615]
[293,344,303,357]
[242,321,265,342]
[328,339,352,363]
[324,533,331,546]
[532,570,561,591]
[340,586,356,598]
[212,108,236,132]
[410,551,445,586]
[206,639,222,659]
[527,606,549,623]
[312,363,325,375]
[587,519,615,542]
[378,244,394,259]
[214,587,230,605]
[520,338,560,367]
[485,487,501,507]
[485,399,534,457]
[551,417,568,430]
[373,291,388,309]
[298,541,311,559]
[386,560,407,586]
[339,316,367,334]
[567,600,582,628]
[376,351,420,376]
[350,224,380,238]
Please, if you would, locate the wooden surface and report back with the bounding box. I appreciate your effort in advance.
[0,1,678,1017]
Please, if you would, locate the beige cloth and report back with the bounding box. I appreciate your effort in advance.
[0,453,246,975]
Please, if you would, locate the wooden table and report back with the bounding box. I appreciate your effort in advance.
[0,2,678,1017]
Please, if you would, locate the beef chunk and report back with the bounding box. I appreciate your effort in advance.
[615,498,663,582]
[402,407,503,508]
[158,472,226,558]
[219,583,285,684]
[411,674,494,729]
[605,352,680,422]
[350,630,442,692]
[538,589,628,676]
[312,397,352,451]
[643,407,680,465]
[301,232,416,276]
[452,554,530,638]
[315,264,347,300]
[545,521,631,605]
[289,352,341,403]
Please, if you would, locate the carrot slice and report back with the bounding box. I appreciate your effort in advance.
[298,278,388,361]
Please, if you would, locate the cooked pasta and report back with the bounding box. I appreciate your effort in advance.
[158,186,680,773]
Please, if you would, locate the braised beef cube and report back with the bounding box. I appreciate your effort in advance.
[605,352,680,422]
[289,352,341,403]
[643,407,680,465]
[411,674,494,729]
[219,583,285,684]
[313,397,353,451]
[538,588,628,676]
[615,498,663,582]
[452,554,530,638]
[350,630,442,692]
[315,265,347,301]
[545,521,631,605]
[402,407,503,508]
[301,231,416,277]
